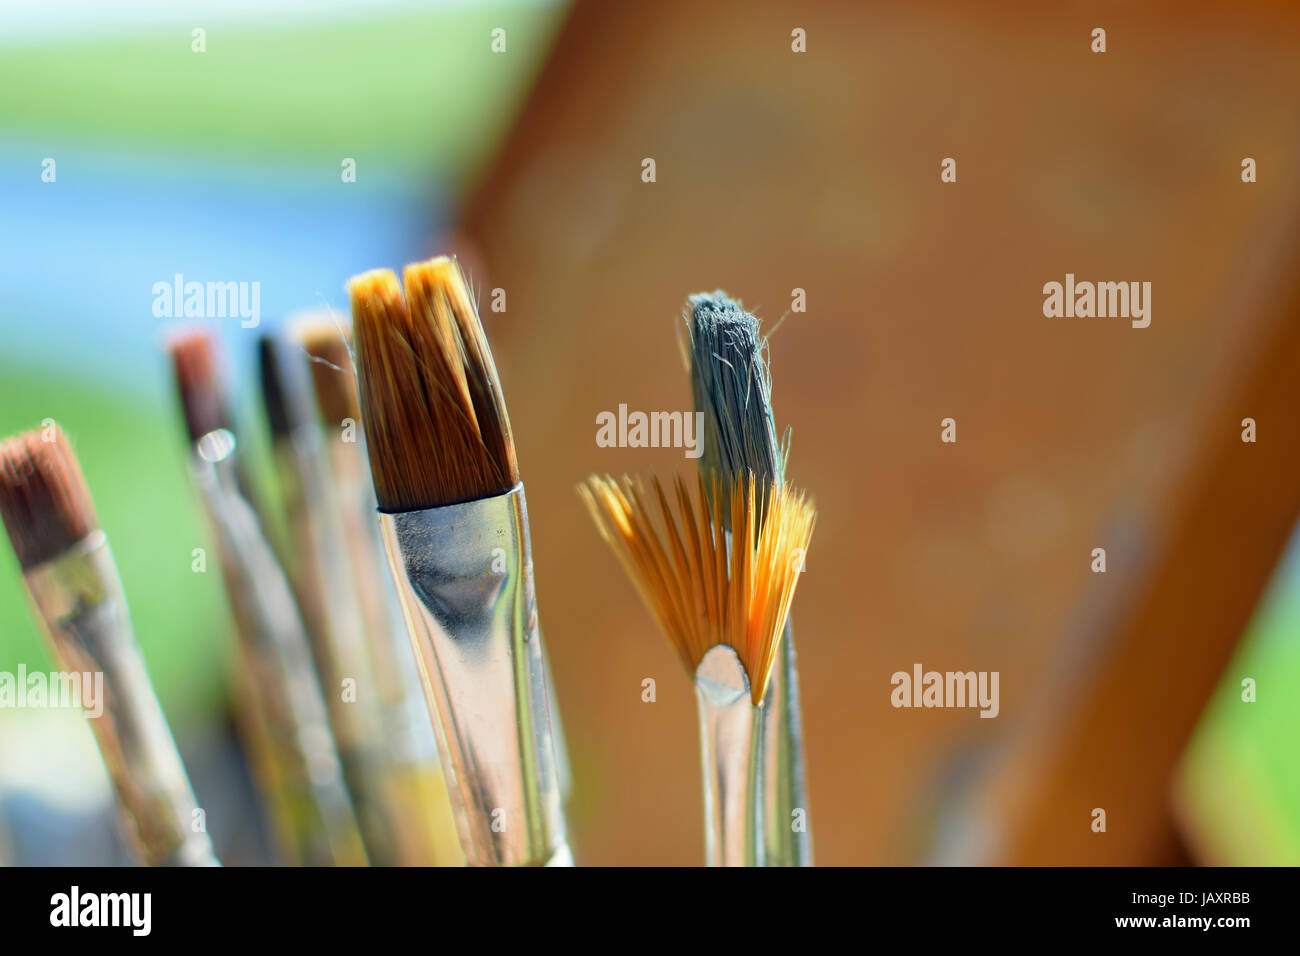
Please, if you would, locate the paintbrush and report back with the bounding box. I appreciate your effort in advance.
[580,472,814,865]
[260,330,407,864]
[295,315,464,866]
[686,290,812,866]
[351,256,570,866]
[0,424,219,866]
[168,328,367,866]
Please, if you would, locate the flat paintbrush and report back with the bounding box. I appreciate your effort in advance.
[352,256,570,866]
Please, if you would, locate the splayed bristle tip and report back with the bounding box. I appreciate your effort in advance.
[581,472,814,704]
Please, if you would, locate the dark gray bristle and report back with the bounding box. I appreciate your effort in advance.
[687,291,785,518]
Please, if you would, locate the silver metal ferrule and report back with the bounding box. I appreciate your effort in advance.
[24,532,219,867]
[694,644,764,867]
[380,482,568,867]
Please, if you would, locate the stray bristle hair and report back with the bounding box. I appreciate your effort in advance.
[350,256,518,511]
[167,329,228,442]
[0,425,98,570]
[580,473,814,705]
[687,292,785,519]
[295,318,360,426]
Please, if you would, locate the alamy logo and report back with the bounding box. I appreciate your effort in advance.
[152,273,260,328]
[890,663,999,718]
[595,404,705,459]
[50,886,151,936]
[0,666,103,718]
[1042,273,1150,328]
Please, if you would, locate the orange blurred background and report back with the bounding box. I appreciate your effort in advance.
[456,0,1300,864]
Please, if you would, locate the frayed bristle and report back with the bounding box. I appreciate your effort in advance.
[166,328,228,442]
[295,317,360,427]
[351,257,518,511]
[580,473,814,705]
[686,292,784,518]
[0,425,98,570]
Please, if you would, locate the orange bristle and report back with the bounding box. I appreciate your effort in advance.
[580,473,815,705]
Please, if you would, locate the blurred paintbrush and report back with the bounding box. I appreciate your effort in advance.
[259,330,403,864]
[0,423,219,866]
[168,328,367,866]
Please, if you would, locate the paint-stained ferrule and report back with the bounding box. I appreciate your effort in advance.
[24,531,218,867]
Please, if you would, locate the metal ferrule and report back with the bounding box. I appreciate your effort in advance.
[694,644,764,867]
[24,532,218,866]
[191,429,366,866]
[540,642,574,807]
[379,483,568,866]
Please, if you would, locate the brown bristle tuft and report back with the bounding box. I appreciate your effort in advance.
[580,473,815,705]
[295,317,360,426]
[350,257,518,511]
[0,425,99,569]
[166,328,228,441]
[405,258,517,487]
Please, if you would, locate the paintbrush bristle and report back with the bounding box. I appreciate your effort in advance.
[166,328,229,442]
[0,425,99,570]
[258,334,294,440]
[687,292,784,517]
[259,331,319,440]
[351,256,518,511]
[295,318,360,427]
[580,473,814,705]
